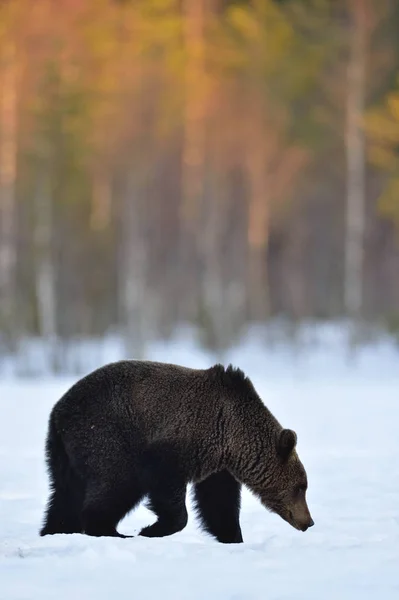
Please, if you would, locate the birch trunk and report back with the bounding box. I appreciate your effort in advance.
[199,172,226,355]
[344,0,367,325]
[246,97,270,322]
[34,169,57,369]
[120,172,148,359]
[90,168,111,231]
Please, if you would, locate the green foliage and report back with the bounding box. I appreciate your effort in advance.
[366,77,399,230]
[381,312,399,347]
[212,0,334,149]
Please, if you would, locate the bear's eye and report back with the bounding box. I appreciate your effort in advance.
[294,484,306,497]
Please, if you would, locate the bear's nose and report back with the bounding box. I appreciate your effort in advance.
[301,518,314,531]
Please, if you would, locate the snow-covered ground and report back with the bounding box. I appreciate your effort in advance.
[1,337,399,599]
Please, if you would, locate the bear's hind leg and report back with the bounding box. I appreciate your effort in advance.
[40,487,83,536]
[193,469,243,543]
[82,478,144,538]
[40,411,84,536]
[139,483,188,539]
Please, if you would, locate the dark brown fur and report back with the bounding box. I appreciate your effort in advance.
[40,360,314,542]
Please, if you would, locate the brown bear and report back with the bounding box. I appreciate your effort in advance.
[40,360,314,543]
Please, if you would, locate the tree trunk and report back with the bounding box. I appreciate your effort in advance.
[0,40,17,347]
[34,169,58,370]
[90,168,111,231]
[198,171,226,355]
[179,0,208,322]
[181,0,206,231]
[344,0,367,329]
[119,172,148,359]
[246,98,270,322]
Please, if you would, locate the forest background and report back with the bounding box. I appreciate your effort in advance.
[1,0,399,373]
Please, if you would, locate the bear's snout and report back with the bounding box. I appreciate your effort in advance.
[287,504,314,532]
[300,517,314,532]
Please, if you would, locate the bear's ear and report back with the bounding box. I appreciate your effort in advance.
[277,429,297,460]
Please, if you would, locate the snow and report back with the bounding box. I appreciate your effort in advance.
[1,336,399,599]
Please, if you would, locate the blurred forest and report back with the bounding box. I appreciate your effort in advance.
[1,0,399,368]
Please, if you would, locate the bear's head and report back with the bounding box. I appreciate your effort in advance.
[259,429,314,532]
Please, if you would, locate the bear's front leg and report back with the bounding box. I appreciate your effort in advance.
[193,469,243,543]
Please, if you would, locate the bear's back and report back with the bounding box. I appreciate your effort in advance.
[52,360,216,443]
